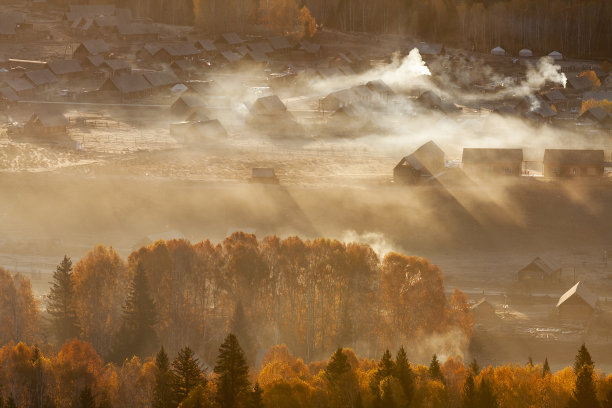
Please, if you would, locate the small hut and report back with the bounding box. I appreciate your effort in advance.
[556,282,597,320]
[491,46,506,56]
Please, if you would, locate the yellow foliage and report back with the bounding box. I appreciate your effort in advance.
[579,70,602,87]
[581,98,612,114]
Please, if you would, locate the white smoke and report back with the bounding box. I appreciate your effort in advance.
[526,56,567,89]
[339,230,397,256]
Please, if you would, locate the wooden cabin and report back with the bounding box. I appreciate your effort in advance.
[518,257,562,282]
[543,149,604,178]
[394,141,445,184]
[556,282,597,321]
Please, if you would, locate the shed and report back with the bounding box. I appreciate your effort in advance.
[171,94,206,117]
[250,168,278,184]
[518,257,562,282]
[158,43,201,62]
[491,46,506,56]
[394,141,445,184]
[519,49,533,57]
[471,298,497,320]
[248,41,273,55]
[542,89,567,106]
[73,39,109,58]
[462,148,523,176]
[321,88,355,111]
[548,51,563,60]
[578,106,609,125]
[47,59,83,76]
[556,282,597,320]
[219,51,242,65]
[566,76,593,92]
[0,86,20,105]
[542,149,604,177]
[5,77,34,96]
[24,112,68,135]
[83,55,105,69]
[417,91,460,115]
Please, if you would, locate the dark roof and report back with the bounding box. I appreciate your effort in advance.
[300,41,321,54]
[173,94,206,109]
[251,95,286,115]
[248,41,273,55]
[25,69,58,86]
[566,76,593,91]
[102,73,152,93]
[542,89,567,103]
[463,148,523,164]
[557,281,597,309]
[543,149,604,164]
[141,43,162,56]
[0,86,19,102]
[520,256,561,275]
[583,91,612,102]
[86,55,105,67]
[27,112,68,127]
[267,36,291,50]
[220,51,242,63]
[220,32,243,45]
[367,80,393,95]
[5,77,34,92]
[195,39,217,52]
[48,59,83,75]
[144,71,180,87]
[415,140,444,158]
[75,39,109,56]
[103,59,131,71]
[163,43,201,57]
[578,106,608,123]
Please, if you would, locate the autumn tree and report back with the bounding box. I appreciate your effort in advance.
[0,269,39,345]
[461,374,477,408]
[153,347,174,408]
[47,256,80,345]
[111,261,158,363]
[172,347,206,405]
[394,347,414,405]
[214,333,251,408]
[178,385,211,408]
[370,349,395,400]
[298,6,316,39]
[429,355,445,384]
[325,348,359,408]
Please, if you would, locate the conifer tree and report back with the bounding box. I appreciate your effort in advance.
[230,302,257,365]
[380,377,396,408]
[214,333,250,408]
[111,261,158,363]
[325,347,352,383]
[461,374,477,408]
[567,364,600,408]
[248,383,264,408]
[429,354,444,384]
[6,397,15,408]
[153,347,174,408]
[79,387,95,408]
[574,344,594,373]
[394,347,414,405]
[542,358,551,376]
[172,347,206,405]
[469,358,480,376]
[370,349,395,397]
[477,378,498,408]
[179,385,210,408]
[47,256,80,344]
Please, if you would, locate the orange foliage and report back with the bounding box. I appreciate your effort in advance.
[260,0,300,35]
[581,98,612,114]
[579,70,602,88]
[298,6,317,39]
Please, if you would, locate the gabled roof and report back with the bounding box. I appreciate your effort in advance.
[144,71,180,87]
[103,59,131,71]
[25,69,58,86]
[102,73,152,93]
[251,95,286,115]
[244,50,268,63]
[75,39,109,56]
[325,88,355,103]
[27,112,68,127]
[220,32,243,45]
[462,148,523,163]
[0,86,19,102]
[187,80,225,96]
[578,106,608,123]
[141,43,162,56]
[556,281,597,309]
[521,256,561,275]
[350,84,373,99]
[86,55,105,67]
[542,89,566,103]
[566,76,592,91]
[414,140,444,158]
[366,79,394,95]
[48,59,83,75]
[163,43,201,57]
[248,41,273,55]
[267,36,291,50]
[235,45,249,56]
[5,77,34,92]
[195,39,217,52]
[220,51,242,63]
[543,149,604,164]
[173,94,206,109]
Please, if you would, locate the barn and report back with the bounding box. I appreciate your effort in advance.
[556,282,597,321]
[394,141,445,184]
[542,149,604,178]
[517,257,561,282]
[471,298,497,320]
[24,112,68,135]
[462,148,523,176]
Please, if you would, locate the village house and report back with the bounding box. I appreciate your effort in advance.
[417,91,460,115]
[195,39,218,55]
[24,112,68,135]
[462,148,523,176]
[542,149,604,178]
[578,106,612,128]
[471,298,497,320]
[171,94,207,117]
[4,77,35,98]
[215,33,244,49]
[47,59,83,77]
[321,88,356,111]
[366,80,394,102]
[556,281,597,321]
[102,59,132,76]
[143,71,180,90]
[98,73,153,100]
[250,168,279,184]
[541,89,568,111]
[517,256,562,282]
[73,39,110,59]
[267,36,291,55]
[0,86,20,109]
[328,102,372,136]
[394,141,445,184]
[24,69,58,90]
[156,43,201,63]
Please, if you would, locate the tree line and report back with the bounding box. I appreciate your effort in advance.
[6,233,471,365]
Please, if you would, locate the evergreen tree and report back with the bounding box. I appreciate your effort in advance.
[111,261,158,363]
[230,302,257,365]
[574,344,594,373]
[248,383,264,408]
[469,358,480,376]
[214,333,250,408]
[325,348,352,384]
[542,358,551,377]
[380,378,396,408]
[429,354,444,384]
[567,364,600,408]
[461,374,477,408]
[394,347,414,405]
[477,378,498,408]
[79,387,95,408]
[153,347,174,408]
[47,255,80,344]
[370,349,395,397]
[172,347,206,405]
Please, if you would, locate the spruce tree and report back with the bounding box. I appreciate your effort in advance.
[542,358,551,377]
[214,333,250,408]
[394,347,414,405]
[574,344,594,373]
[230,302,257,365]
[370,349,395,397]
[47,255,80,344]
[469,358,480,376]
[429,354,444,384]
[567,364,600,408]
[380,378,396,408]
[111,261,158,363]
[6,397,16,408]
[248,383,264,408]
[325,347,351,384]
[461,374,477,408]
[477,378,498,408]
[172,347,206,405]
[153,347,174,408]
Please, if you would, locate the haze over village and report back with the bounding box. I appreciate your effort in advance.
[0,0,611,406]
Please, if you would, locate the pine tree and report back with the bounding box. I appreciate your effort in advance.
[567,364,600,408]
[172,347,206,405]
[574,344,594,373]
[47,255,80,344]
[394,347,414,405]
[542,358,551,377]
[79,387,95,408]
[370,349,395,397]
[477,378,498,408]
[380,377,396,408]
[461,374,477,408]
[325,347,351,384]
[111,261,158,363]
[429,354,444,384]
[214,333,250,408]
[248,383,264,408]
[469,358,480,376]
[230,302,257,365]
[153,347,174,408]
